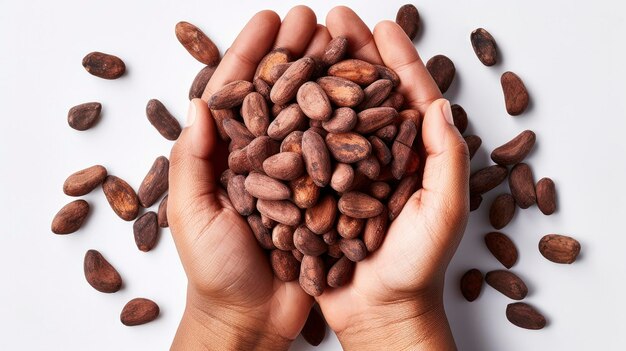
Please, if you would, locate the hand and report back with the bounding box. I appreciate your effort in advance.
[168,7,333,350]
[316,7,470,351]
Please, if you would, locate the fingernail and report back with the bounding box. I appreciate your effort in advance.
[186,100,197,127]
[441,100,454,125]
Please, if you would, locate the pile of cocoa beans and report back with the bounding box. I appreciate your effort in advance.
[211,36,421,296]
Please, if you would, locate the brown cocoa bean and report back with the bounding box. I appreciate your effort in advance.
[255,48,291,83]
[67,102,101,131]
[146,99,182,141]
[175,21,220,66]
[271,57,315,105]
[464,135,482,160]
[63,165,107,196]
[272,224,296,250]
[392,120,418,179]
[227,175,256,216]
[84,249,122,293]
[270,249,300,282]
[451,104,468,134]
[339,238,367,262]
[261,214,276,229]
[327,242,343,258]
[302,130,332,186]
[369,136,392,165]
[359,79,393,110]
[501,71,529,116]
[322,36,348,66]
[355,155,380,180]
[369,182,391,200]
[426,55,455,94]
[470,28,498,66]
[363,210,388,252]
[489,194,516,229]
[223,118,255,146]
[330,163,354,193]
[322,107,357,133]
[485,270,528,300]
[469,165,508,195]
[268,104,307,140]
[189,65,216,100]
[470,193,483,211]
[355,107,398,134]
[290,174,320,209]
[102,176,139,221]
[247,136,280,172]
[374,124,397,143]
[253,77,271,101]
[133,212,158,252]
[138,156,169,208]
[398,109,421,127]
[244,172,290,201]
[299,255,326,296]
[380,91,405,109]
[536,177,556,215]
[305,194,337,234]
[241,92,270,137]
[121,298,160,326]
[268,62,293,84]
[51,200,90,235]
[376,65,401,87]
[396,4,420,40]
[491,130,536,166]
[294,226,327,256]
[460,268,483,302]
[297,82,333,121]
[328,59,378,85]
[539,234,580,264]
[257,199,301,226]
[317,76,365,107]
[208,80,254,109]
[509,163,536,208]
[388,174,419,221]
[263,152,304,181]
[322,230,338,245]
[484,232,518,269]
[338,191,384,219]
[506,303,546,330]
[325,132,372,163]
[327,256,354,288]
[158,195,168,228]
[211,108,235,141]
[292,249,304,262]
[82,52,125,79]
[220,169,235,189]
[247,214,275,249]
[228,147,252,174]
[336,214,364,239]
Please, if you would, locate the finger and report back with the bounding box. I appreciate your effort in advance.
[401,99,470,242]
[202,10,281,100]
[273,5,318,57]
[373,20,441,114]
[325,6,383,64]
[168,99,221,239]
[303,24,332,58]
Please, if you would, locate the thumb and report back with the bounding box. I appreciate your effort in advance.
[403,98,470,234]
[168,98,222,236]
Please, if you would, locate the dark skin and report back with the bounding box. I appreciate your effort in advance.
[169,6,469,350]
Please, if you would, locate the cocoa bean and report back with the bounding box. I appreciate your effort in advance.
[359,79,393,110]
[317,76,365,107]
[227,175,256,216]
[305,194,337,234]
[120,298,160,326]
[244,172,290,201]
[491,130,536,166]
[322,230,338,245]
[484,232,518,269]
[392,120,418,179]
[451,104,468,134]
[489,194,516,229]
[67,102,101,131]
[369,136,392,165]
[506,303,546,330]
[388,174,419,221]
[271,57,315,105]
[133,212,158,252]
[255,48,291,83]
[270,249,300,282]
[426,54,455,93]
[189,65,216,100]
[82,52,125,79]
[322,107,357,133]
[338,191,384,219]
[299,255,326,296]
[485,270,528,300]
[369,181,391,200]
[396,4,420,40]
[247,214,275,249]
[84,249,122,293]
[253,77,271,101]
[539,234,580,264]
[102,176,139,221]
[294,226,327,256]
[211,108,235,141]
[208,80,254,109]
[509,163,536,208]
[536,177,556,215]
[339,238,367,262]
[268,104,307,140]
[328,59,378,85]
[138,156,169,208]
[321,36,348,66]
[375,65,401,87]
[157,195,168,228]
[469,165,508,195]
[175,21,220,66]
[247,136,279,172]
[363,210,388,252]
[470,193,483,211]
[51,200,90,234]
[241,92,270,137]
[63,165,107,196]
[263,152,304,181]
[375,124,397,143]
[460,268,483,302]
[355,107,398,134]
[297,82,333,121]
[464,135,482,160]
[290,174,320,209]
[146,99,182,141]
[228,147,252,174]
[327,256,354,288]
[326,132,372,163]
[355,155,380,180]
[330,163,354,193]
[302,130,332,187]
[257,199,301,226]
[501,71,529,116]
[272,224,296,251]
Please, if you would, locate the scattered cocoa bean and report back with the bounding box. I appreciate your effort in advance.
[67,102,102,131]
[84,249,122,293]
[509,163,536,208]
[82,52,125,79]
[133,212,158,252]
[138,156,169,208]
[489,194,516,229]
[536,178,556,215]
[470,28,498,66]
[485,270,528,300]
[175,21,220,66]
[426,55,455,93]
[501,71,529,116]
[491,130,536,166]
[484,232,518,269]
[539,234,580,264]
[102,176,139,221]
[396,4,420,40]
[460,268,483,302]
[120,298,160,326]
[146,99,182,141]
[506,303,546,330]
[51,200,90,234]
[63,165,107,196]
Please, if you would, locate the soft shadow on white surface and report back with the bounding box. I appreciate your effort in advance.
[1,0,625,350]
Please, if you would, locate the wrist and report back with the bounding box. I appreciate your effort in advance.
[335,289,456,351]
[171,287,292,351]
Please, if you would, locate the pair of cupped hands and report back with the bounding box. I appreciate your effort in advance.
[168,6,469,351]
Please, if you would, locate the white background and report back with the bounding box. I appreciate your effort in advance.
[1,0,624,350]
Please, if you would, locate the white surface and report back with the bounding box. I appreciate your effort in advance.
[1,0,624,350]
